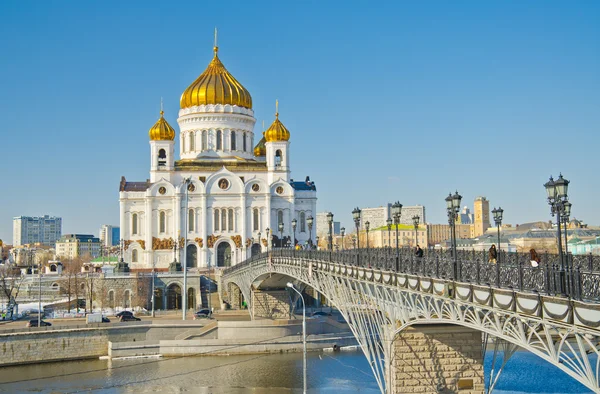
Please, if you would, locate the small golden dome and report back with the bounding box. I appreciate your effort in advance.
[254,134,266,156]
[264,113,290,142]
[180,47,252,109]
[149,110,175,141]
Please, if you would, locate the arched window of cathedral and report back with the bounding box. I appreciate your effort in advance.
[202,130,208,151]
[214,209,220,231]
[228,208,234,231]
[158,149,166,166]
[217,130,223,150]
[221,208,227,231]
[189,132,195,151]
[242,132,247,152]
[132,213,138,235]
[159,211,166,233]
[275,150,282,167]
[300,212,306,233]
[188,209,194,232]
[132,249,138,263]
[231,131,236,151]
[278,210,283,225]
[253,208,259,231]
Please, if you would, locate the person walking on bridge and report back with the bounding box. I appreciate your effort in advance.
[415,245,423,258]
[488,244,498,264]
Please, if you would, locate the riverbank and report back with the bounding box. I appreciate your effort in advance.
[0,316,357,366]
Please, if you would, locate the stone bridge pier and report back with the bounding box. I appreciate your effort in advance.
[389,325,484,394]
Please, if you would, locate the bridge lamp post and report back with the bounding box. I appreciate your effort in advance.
[386,218,392,249]
[307,216,314,246]
[257,231,262,253]
[286,282,307,394]
[327,212,334,251]
[278,222,284,248]
[315,236,320,250]
[341,227,345,250]
[292,219,297,250]
[266,228,270,255]
[365,221,370,258]
[352,207,361,265]
[544,174,570,296]
[562,201,572,282]
[182,177,191,321]
[492,207,503,288]
[392,202,402,271]
[446,191,462,279]
[412,215,420,247]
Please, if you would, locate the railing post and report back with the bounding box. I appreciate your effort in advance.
[476,258,481,285]
[588,253,593,272]
[518,260,524,292]
[496,256,500,288]
[575,266,582,301]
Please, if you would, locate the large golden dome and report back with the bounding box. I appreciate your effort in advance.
[253,134,266,156]
[264,113,290,142]
[180,47,252,109]
[149,110,175,141]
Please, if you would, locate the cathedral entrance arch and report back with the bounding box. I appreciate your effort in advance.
[217,242,232,268]
[166,283,182,310]
[251,243,261,257]
[187,244,198,268]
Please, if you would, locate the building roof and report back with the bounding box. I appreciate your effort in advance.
[120,176,151,192]
[290,180,316,191]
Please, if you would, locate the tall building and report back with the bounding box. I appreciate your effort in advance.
[458,206,474,224]
[473,197,491,237]
[99,225,120,247]
[359,204,426,229]
[13,215,62,246]
[119,43,317,270]
[55,234,101,259]
[315,213,341,237]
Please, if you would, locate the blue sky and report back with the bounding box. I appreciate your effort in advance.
[0,1,598,242]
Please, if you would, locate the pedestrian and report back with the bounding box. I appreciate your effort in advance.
[488,244,497,264]
[530,248,541,268]
[415,245,424,258]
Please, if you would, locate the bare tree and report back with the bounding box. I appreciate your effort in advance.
[61,257,84,313]
[133,274,150,310]
[0,263,24,319]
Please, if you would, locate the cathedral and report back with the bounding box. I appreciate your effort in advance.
[118,43,317,270]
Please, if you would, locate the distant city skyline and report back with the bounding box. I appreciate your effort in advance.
[1,1,598,243]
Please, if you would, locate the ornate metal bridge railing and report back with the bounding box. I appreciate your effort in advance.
[224,247,600,302]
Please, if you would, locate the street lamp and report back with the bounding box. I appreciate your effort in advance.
[341,227,345,250]
[278,222,284,248]
[327,212,334,251]
[292,219,297,249]
[182,177,191,320]
[386,218,392,249]
[545,174,570,295]
[266,228,270,254]
[412,215,420,247]
[365,221,370,250]
[562,201,572,267]
[286,282,307,394]
[307,216,314,246]
[392,201,402,264]
[352,207,361,265]
[492,207,504,257]
[446,191,462,279]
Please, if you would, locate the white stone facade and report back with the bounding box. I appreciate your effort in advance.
[119,60,317,270]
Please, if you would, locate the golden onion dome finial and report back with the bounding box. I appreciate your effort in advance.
[149,105,175,141]
[264,102,290,142]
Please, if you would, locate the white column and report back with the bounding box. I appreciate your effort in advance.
[119,197,126,239]
[201,194,208,268]
[240,194,247,261]
[145,197,152,268]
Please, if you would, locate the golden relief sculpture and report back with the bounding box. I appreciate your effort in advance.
[245,238,252,247]
[123,240,133,250]
[207,234,219,248]
[179,237,185,249]
[124,240,145,250]
[138,240,146,250]
[231,235,242,248]
[152,237,176,250]
[194,237,203,248]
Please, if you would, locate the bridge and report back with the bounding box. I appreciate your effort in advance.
[220,248,600,393]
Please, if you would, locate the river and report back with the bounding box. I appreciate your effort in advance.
[0,350,593,393]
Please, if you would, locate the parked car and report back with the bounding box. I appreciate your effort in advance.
[116,311,134,318]
[119,314,141,322]
[193,308,213,319]
[101,316,111,323]
[26,319,52,327]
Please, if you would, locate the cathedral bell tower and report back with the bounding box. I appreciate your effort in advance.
[264,101,291,184]
[149,108,175,182]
